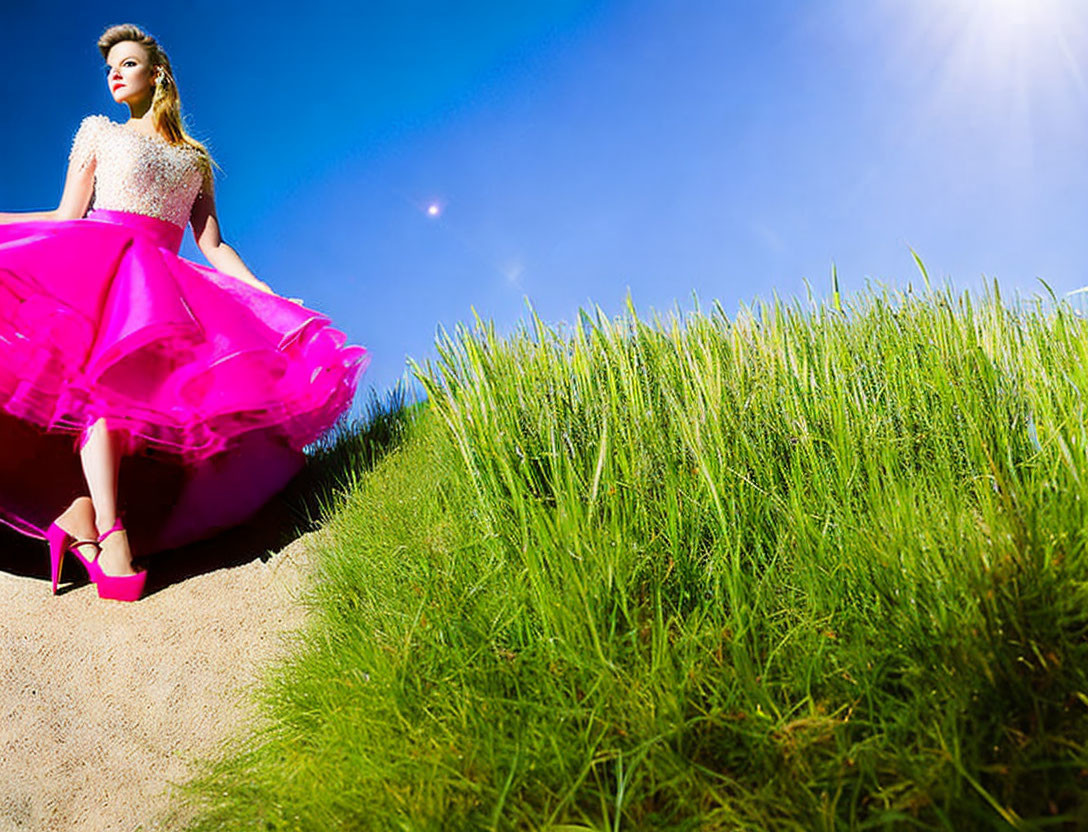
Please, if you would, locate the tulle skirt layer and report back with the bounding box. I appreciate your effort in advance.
[0,209,367,553]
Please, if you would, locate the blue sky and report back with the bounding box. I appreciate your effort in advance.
[1,1,1086,399]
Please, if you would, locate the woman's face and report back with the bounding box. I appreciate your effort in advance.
[105,41,157,106]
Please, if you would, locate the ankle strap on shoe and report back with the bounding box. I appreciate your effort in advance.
[97,517,126,543]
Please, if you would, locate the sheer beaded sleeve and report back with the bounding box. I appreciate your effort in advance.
[69,115,107,171]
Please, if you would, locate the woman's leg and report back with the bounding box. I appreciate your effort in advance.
[79,417,137,576]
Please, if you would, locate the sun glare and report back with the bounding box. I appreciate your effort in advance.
[878,0,1088,173]
[921,0,1086,101]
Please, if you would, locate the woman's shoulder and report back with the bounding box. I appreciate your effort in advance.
[75,114,113,132]
[69,114,112,166]
[71,114,114,144]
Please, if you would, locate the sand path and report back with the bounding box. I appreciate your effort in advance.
[0,505,316,832]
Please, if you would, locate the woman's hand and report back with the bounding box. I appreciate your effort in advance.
[0,210,58,225]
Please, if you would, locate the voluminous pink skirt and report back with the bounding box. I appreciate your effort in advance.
[0,208,367,554]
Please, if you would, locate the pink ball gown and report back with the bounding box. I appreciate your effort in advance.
[0,115,367,555]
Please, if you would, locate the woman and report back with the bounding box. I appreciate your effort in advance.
[0,24,367,600]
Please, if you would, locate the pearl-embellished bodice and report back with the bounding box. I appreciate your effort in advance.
[69,115,210,229]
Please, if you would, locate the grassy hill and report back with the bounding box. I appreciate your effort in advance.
[176,284,1088,830]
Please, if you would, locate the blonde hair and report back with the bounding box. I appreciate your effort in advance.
[98,23,218,188]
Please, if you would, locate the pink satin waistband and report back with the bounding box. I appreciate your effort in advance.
[85,209,186,254]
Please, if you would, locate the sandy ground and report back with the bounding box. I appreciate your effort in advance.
[0,501,318,832]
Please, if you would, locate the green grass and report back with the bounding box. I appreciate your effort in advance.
[173,282,1088,830]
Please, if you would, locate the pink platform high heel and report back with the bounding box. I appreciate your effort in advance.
[46,522,102,594]
[94,518,147,602]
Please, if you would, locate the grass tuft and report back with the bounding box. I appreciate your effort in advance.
[175,285,1088,830]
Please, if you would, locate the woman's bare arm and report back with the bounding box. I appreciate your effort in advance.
[0,151,95,225]
[190,175,275,294]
